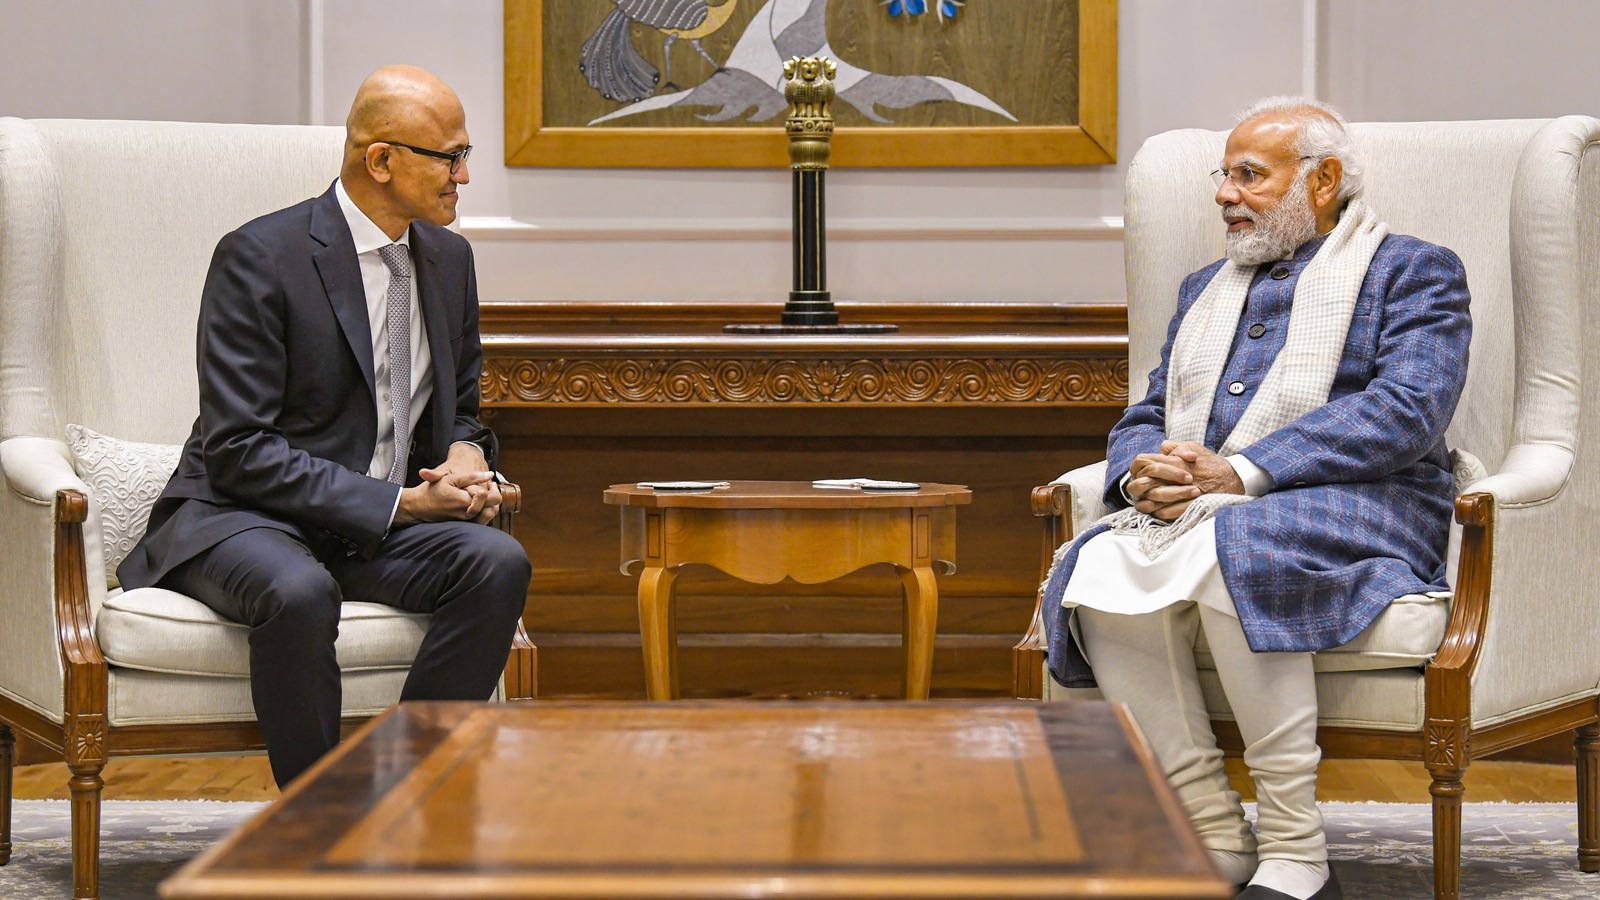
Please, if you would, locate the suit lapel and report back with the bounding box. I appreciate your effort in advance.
[309,188,377,403]
[409,224,455,459]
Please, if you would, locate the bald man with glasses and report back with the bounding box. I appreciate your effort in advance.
[1040,97,1472,900]
[119,66,530,788]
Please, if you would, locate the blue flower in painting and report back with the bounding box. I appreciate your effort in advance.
[883,0,963,21]
[882,0,929,17]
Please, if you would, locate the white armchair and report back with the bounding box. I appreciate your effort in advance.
[1015,116,1600,900]
[0,118,535,900]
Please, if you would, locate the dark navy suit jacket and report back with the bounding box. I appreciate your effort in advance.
[119,184,495,590]
[1045,232,1472,686]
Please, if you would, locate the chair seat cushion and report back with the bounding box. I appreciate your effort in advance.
[1044,666,1428,732]
[97,587,429,677]
[107,667,411,726]
[1193,592,1450,673]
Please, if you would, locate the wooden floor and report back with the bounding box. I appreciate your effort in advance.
[10,754,1577,804]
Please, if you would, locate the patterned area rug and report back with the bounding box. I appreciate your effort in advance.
[0,800,1596,898]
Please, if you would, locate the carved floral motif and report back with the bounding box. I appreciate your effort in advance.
[481,357,1127,405]
[1426,722,1461,768]
[67,714,107,765]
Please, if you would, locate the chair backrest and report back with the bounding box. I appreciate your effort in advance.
[1122,117,1600,489]
[0,118,345,446]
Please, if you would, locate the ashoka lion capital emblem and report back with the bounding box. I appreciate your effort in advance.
[784,56,836,170]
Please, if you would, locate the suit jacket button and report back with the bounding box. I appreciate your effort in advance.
[1271,266,1290,280]
[1227,381,1246,395]
[1248,323,1267,338]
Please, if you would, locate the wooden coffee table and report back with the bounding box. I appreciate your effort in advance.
[603,481,972,700]
[162,701,1230,900]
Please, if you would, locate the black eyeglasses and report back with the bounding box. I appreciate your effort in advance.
[380,141,472,175]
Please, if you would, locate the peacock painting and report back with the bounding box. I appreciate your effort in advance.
[580,0,743,103]
[575,0,1015,125]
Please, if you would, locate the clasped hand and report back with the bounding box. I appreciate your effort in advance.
[393,446,502,526]
[1126,440,1245,522]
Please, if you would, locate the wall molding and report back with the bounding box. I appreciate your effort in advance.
[461,215,1125,243]
[304,0,326,126]
[1303,0,1321,98]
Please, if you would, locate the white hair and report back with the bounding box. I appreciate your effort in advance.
[1234,95,1364,202]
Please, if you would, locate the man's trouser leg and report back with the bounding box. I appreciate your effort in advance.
[326,521,531,703]
[1078,603,1257,857]
[163,528,343,788]
[1197,604,1325,870]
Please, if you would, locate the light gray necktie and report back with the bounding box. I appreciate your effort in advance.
[377,243,413,485]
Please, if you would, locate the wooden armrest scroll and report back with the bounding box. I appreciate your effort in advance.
[488,480,536,699]
[1430,492,1494,677]
[1014,483,1074,700]
[54,489,106,674]
[1421,491,1494,771]
[54,488,112,772]
[493,480,523,535]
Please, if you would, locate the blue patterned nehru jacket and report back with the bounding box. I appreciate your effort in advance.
[1045,231,1472,687]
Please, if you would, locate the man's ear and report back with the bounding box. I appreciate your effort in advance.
[365,143,393,184]
[1311,156,1343,211]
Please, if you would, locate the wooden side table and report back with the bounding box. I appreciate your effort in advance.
[603,481,972,700]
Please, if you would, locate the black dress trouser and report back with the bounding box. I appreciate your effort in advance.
[161,519,531,787]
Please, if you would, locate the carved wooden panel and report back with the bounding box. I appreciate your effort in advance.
[482,356,1127,406]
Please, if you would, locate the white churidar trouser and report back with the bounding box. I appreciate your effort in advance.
[1069,524,1324,867]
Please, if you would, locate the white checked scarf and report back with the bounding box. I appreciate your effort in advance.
[1100,199,1389,559]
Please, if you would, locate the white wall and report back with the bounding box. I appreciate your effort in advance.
[0,1,305,125]
[3,0,1598,305]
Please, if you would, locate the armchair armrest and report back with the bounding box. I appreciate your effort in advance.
[489,478,535,699]
[0,438,111,724]
[492,478,523,535]
[1,436,88,503]
[1463,443,1572,508]
[1014,461,1112,699]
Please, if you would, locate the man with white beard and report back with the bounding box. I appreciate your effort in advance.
[1039,97,1472,900]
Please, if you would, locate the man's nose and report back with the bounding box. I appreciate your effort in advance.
[1215,178,1240,206]
[454,160,470,185]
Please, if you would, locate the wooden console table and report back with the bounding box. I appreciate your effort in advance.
[604,481,971,700]
[479,301,1127,698]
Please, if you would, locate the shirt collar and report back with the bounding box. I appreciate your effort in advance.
[334,178,410,255]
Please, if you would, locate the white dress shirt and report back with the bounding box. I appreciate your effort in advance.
[334,179,435,483]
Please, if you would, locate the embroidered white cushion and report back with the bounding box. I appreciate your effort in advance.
[65,424,181,586]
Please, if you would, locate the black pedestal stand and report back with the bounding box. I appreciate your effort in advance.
[726,57,896,335]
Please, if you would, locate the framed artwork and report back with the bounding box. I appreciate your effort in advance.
[504,0,1117,167]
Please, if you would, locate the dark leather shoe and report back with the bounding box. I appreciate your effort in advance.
[1233,868,1341,900]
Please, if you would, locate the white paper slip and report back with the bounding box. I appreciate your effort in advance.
[812,478,921,491]
[637,481,731,491]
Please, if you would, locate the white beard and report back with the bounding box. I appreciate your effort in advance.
[1223,176,1319,266]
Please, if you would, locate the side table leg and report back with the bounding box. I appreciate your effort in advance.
[898,565,939,700]
[638,565,681,701]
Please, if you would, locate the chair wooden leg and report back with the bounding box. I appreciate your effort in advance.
[1578,722,1600,872]
[1427,762,1466,900]
[68,760,105,900]
[0,723,13,866]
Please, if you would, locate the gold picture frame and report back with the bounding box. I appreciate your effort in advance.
[504,0,1117,168]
